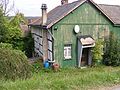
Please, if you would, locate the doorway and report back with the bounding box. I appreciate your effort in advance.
[77,35,95,67]
[81,48,89,67]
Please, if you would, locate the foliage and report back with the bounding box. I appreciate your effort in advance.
[0,47,33,80]
[0,10,34,58]
[0,8,8,42]
[0,66,120,90]
[6,13,25,51]
[92,39,104,66]
[0,8,33,57]
[23,32,34,57]
[0,9,26,51]
[0,42,13,49]
[103,32,120,66]
[9,13,26,27]
[32,59,44,73]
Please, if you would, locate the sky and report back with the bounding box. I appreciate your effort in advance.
[9,0,120,16]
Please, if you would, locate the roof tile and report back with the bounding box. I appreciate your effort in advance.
[30,0,120,27]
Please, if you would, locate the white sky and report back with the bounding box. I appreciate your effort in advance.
[9,0,120,16]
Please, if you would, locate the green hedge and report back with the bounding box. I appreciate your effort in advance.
[0,48,32,80]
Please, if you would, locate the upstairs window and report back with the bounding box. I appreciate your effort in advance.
[64,44,72,59]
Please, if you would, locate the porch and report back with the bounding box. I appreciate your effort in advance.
[78,35,95,67]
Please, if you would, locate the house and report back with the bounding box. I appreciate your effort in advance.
[29,0,120,67]
[20,17,39,36]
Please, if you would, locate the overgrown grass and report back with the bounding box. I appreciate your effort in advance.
[0,66,120,90]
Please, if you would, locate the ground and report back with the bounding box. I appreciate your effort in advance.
[99,85,120,90]
[0,66,120,90]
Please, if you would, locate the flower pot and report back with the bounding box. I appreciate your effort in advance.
[52,63,59,71]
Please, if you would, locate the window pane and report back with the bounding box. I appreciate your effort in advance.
[64,45,72,59]
[64,48,67,57]
[68,48,71,57]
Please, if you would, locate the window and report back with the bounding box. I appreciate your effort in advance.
[64,45,72,59]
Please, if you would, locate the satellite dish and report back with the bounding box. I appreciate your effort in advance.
[74,25,80,33]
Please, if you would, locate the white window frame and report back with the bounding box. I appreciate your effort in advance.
[64,45,72,59]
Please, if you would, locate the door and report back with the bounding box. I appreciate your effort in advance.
[81,48,88,67]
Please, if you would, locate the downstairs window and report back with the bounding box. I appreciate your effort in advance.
[64,44,72,59]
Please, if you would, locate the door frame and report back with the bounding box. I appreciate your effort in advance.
[77,35,95,67]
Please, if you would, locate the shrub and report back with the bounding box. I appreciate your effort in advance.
[0,48,33,80]
[0,42,13,49]
[32,59,43,73]
[103,32,120,66]
[92,39,104,66]
[23,32,34,58]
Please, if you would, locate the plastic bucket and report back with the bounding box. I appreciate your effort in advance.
[44,60,49,68]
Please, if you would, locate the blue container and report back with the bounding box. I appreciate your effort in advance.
[44,60,49,68]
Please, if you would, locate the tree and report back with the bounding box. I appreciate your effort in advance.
[103,32,120,66]
[0,7,33,57]
[7,13,26,51]
[0,10,26,51]
[0,0,14,16]
[0,8,8,42]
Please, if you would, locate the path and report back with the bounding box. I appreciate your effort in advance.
[100,85,120,90]
[92,85,120,90]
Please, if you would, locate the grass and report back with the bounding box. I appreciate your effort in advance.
[0,66,120,90]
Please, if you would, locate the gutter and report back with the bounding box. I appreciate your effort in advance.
[114,24,120,27]
[82,43,95,48]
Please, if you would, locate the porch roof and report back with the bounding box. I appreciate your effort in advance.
[78,35,95,46]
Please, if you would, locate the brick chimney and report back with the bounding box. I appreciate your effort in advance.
[41,4,47,25]
[61,0,68,5]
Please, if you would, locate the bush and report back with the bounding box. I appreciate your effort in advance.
[23,32,34,58]
[0,42,13,49]
[92,39,104,66]
[0,48,33,80]
[103,32,120,66]
[32,59,43,73]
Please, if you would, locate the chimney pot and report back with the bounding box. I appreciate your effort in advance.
[41,4,47,10]
[61,0,68,5]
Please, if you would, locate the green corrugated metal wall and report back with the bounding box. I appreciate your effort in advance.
[52,2,120,67]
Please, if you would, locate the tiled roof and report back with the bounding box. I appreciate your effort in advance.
[30,0,86,27]
[98,4,120,25]
[30,0,120,28]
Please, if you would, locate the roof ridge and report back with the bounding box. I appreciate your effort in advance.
[47,0,83,15]
[99,4,120,7]
[29,17,41,25]
[30,0,120,27]
[47,0,86,28]
[57,0,82,7]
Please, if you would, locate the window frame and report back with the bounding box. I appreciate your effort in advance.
[64,44,72,60]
